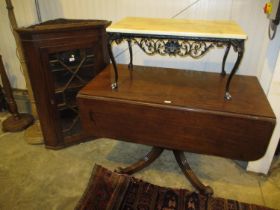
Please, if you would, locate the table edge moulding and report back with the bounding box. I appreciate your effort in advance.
[106,17,247,100]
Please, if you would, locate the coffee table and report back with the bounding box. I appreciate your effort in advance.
[106,17,247,100]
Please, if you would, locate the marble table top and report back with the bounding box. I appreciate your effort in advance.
[107,17,247,39]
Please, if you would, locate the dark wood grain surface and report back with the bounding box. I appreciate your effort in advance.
[81,64,274,118]
[78,64,276,161]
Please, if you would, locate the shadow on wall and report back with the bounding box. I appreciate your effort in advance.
[266,30,280,75]
[259,29,280,93]
[37,0,64,21]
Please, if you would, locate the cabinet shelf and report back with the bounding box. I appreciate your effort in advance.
[50,63,95,73]
[54,81,86,94]
[57,102,77,110]
[49,53,95,72]
[49,54,95,63]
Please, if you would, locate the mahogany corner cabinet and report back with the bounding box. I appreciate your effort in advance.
[17,19,110,149]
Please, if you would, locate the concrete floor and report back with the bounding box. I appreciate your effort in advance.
[0,115,279,209]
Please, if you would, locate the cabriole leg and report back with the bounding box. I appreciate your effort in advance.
[224,41,244,100]
[128,39,133,69]
[107,39,118,89]
[222,43,231,76]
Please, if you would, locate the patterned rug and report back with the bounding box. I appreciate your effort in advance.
[75,165,273,210]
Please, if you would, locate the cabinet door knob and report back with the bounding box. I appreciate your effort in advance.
[50,99,55,105]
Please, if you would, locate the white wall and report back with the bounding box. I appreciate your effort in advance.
[36,0,270,77]
[258,30,280,93]
[0,0,271,90]
[247,46,280,174]
[0,0,268,88]
[0,0,37,89]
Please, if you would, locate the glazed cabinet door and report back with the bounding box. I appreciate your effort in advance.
[40,41,104,147]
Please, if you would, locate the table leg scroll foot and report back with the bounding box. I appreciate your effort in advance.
[224,92,232,100]
[111,82,118,89]
[115,146,164,175]
[173,150,214,196]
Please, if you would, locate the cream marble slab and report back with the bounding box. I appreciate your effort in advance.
[107,17,247,40]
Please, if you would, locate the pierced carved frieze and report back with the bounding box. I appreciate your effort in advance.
[108,34,227,59]
[133,39,226,58]
[107,32,245,100]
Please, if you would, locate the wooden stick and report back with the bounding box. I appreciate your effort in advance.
[0,55,34,132]
[5,0,38,118]
[0,55,20,119]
